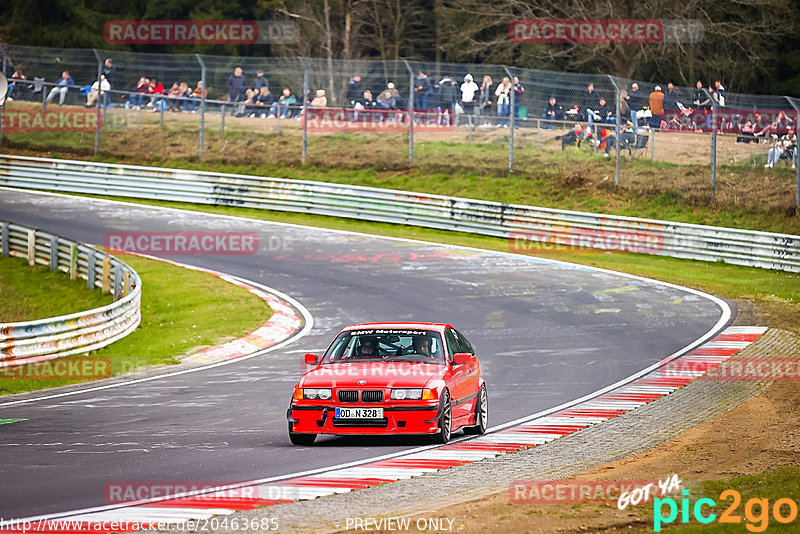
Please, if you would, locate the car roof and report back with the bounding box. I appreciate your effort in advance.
[341,322,451,334]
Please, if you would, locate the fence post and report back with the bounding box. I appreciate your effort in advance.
[0,44,6,145]
[113,263,121,300]
[195,54,206,161]
[87,249,96,289]
[787,96,800,213]
[651,129,655,161]
[49,235,58,271]
[299,57,308,164]
[26,229,35,266]
[704,88,717,201]
[607,75,621,185]
[504,67,515,171]
[102,257,111,293]
[536,118,540,149]
[69,243,78,280]
[220,104,225,135]
[403,60,414,165]
[1,222,8,256]
[92,49,102,155]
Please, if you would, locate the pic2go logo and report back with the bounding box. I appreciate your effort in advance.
[653,489,799,532]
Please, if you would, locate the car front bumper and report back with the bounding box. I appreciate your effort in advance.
[288,402,441,435]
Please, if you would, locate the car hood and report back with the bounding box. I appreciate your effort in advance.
[299,361,447,389]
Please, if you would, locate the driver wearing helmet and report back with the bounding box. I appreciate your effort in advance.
[356,336,379,358]
[412,336,432,357]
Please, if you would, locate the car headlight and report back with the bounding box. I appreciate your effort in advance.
[302,388,332,400]
[391,388,424,400]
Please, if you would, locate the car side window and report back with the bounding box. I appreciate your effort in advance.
[454,329,474,355]
[444,329,460,362]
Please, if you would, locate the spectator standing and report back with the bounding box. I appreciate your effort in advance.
[714,80,726,107]
[414,71,432,110]
[436,76,459,126]
[460,73,479,125]
[513,76,525,118]
[101,58,115,106]
[495,76,511,127]
[648,85,664,129]
[541,96,563,129]
[346,75,362,106]
[478,75,493,125]
[45,71,74,105]
[253,70,269,92]
[227,67,247,105]
[628,82,644,133]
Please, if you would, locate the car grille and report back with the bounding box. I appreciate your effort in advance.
[338,390,359,403]
[361,390,383,403]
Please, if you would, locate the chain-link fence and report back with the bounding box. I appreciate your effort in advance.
[2,43,798,209]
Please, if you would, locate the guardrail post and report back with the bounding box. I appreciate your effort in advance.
[92,49,102,156]
[122,270,130,297]
[220,104,225,135]
[607,75,621,185]
[1,222,8,256]
[299,57,308,164]
[113,263,121,300]
[49,235,58,271]
[69,243,78,280]
[87,249,96,289]
[102,257,111,293]
[402,60,414,165]
[195,54,206,161]
[26,229,36,266]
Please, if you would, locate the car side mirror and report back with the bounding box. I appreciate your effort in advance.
[304,353,319,366]
[453,352,472,365]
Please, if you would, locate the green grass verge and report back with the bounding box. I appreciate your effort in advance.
[0,252,271,396]
[54,192,800,334]
[0,255,114,322]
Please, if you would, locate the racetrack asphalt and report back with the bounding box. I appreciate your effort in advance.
[0,190,730,520]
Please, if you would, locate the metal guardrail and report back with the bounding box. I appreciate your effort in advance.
[1,153,799,273]
[0,219,141,366]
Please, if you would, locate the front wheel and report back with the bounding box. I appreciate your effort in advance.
[288,422,316,445]
[431,390,452,444]
[463,384,488,435]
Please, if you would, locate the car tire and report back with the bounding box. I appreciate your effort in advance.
[463,384,488,435]
[431,390,452,444]
[288,422,316,445]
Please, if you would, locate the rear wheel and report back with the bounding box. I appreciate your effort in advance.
[288,422,316,445]
[463,384,488,435]
[431,390,452,444]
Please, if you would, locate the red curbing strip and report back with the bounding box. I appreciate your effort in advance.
[714,334,763,342]
[689,347,743,356]
[276,477,394,488]
[367,459,469,469]
[147,498,292,510]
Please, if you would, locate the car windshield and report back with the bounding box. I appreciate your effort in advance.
[321,328,446,364]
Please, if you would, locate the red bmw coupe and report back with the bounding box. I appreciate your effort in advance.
[287,323,487,445]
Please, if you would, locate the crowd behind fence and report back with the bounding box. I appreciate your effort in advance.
[1,43,798,208]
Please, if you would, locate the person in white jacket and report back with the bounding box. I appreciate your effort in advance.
[495,76,511,127]
[86,75,110,107]
[460,73,479,126]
